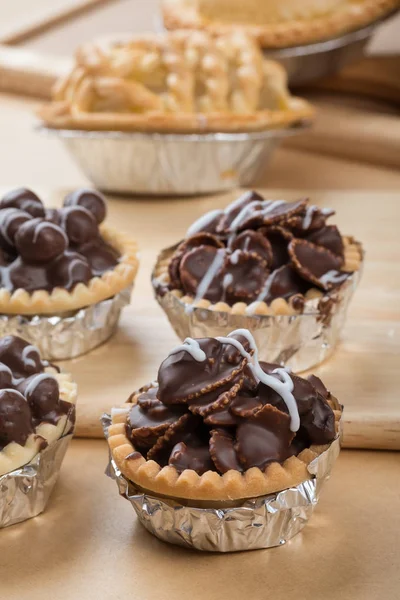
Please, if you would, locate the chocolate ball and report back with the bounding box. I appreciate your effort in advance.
[0,208,32,251]
[0,188,45,218]
[15,218,68,264]
[45,208,62,225]
[47,251,92,290]
[64,189,106,224]
[61,206,98,246]
[19,374,60,423]
[0,336,43,379]
[0,362,13,389]
[6,258,50,293]
[0,389,33,447]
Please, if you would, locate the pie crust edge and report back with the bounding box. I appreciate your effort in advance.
[162,0,400,48]
[108,396,342,502]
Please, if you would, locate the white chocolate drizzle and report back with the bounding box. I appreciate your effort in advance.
[256,270,276,302]
[186,209,224,237]
[229,199,285,233]
[302,205,316,230]
[168,338,206,362]
[193,248,225,304]
[0,208,26,245]
[216,329,299,431]
[21,345,40,370]
[302,205,333,230]
[319,270,348,286]
[32,221,68,244]
[24,373,57,397]
[167,328,300,431]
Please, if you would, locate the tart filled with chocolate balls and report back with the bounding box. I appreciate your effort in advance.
[153,191,362,317]
[0,334,77,476]
[0,187,138,314]
[107,329,342,503]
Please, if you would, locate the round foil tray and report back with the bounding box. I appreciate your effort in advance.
[264,16,396,86]
[0,287,131,361]
[152,246,363,372]
[39,125,310,196]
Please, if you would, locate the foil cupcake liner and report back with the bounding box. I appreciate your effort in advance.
[102,413,341,552]
[152,246,362,372]
[39,125,310,196]
[0,287,131,361]
[0,433,73,528]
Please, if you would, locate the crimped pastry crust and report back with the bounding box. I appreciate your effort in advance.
[108,395,342,502]
[0,225,139,315]
[0,370,77,476]
[38,31,314,134]
[152,235,363,317]
[162,0,399,49]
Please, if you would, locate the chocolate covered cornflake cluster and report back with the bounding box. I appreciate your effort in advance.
[125,331,337,476]
[163,191,354,308]
[0,188,119,293]
[0,335,75,452]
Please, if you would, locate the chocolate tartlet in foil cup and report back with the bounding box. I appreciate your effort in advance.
[0,287,131,361]
[102,413,341,552]
[153,246,362,372]
[39,126,309,196]
[0,433,73,528]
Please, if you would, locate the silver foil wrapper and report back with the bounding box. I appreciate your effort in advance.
[153,247,362,372]
[102,414,341,552]
[40,125,309,196]
[0,433,73,528]
[0,287,131,361]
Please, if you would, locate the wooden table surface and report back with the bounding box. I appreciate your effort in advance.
[0,1,400,599]
[2,440,400,600]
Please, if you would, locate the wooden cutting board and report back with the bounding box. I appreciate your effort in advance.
[30,188,399,451]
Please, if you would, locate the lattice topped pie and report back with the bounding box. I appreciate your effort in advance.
[163,0,399,48]
[39,30,314,133]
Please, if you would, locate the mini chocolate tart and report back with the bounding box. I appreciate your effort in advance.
[108,330,342,502]
[154,191,362,316]
[0,335,77,476]
[152,192,363,370]
[0,188,138,315]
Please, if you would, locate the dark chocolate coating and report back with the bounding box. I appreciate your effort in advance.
[0,335,44,378]
[47,251,92,290]
[0,208,32,252]
[126,335,337,476]
[0,389,33,449]
[15,218,67,264]
[18,374,61,425]
[0,188,45,218]
[0,335,75,453]
[61,206,98,246]
[164,192,353,306]
[64,189,107,224]
[0,189,119,294]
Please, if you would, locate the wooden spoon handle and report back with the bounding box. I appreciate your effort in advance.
[0,45,70,99]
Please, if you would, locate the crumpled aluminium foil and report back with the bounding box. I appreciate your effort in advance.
[152,248,362,372]
[41,126,309,196]
[102,414,341,552]
[0,434,73,528]
[0,287,131,361]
